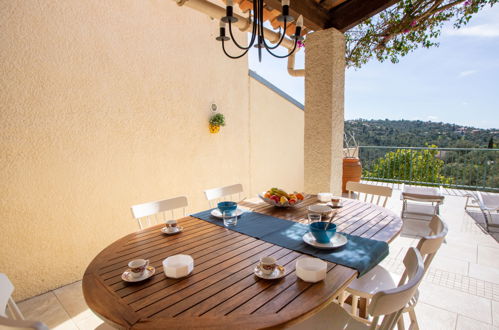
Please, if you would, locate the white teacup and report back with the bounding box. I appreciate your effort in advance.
[331,197,341,207]
[259,256,277,275]
[128,259,149,278]
[165,219,178,233]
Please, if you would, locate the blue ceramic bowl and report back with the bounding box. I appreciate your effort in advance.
[217,201,237,215]
[310,222,337,244]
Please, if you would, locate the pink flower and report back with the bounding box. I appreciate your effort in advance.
[410,21,417,27]
[464,0,472,6]
[403,28,410,34]
[297,40,305,48]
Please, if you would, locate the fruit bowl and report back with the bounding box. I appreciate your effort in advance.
[258,188,306,208]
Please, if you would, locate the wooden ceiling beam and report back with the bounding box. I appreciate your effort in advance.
[326,0,399,32]
[264,0,330,31]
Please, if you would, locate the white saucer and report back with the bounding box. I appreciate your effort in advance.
[161,226,183,235]
[122,266,155,282]
[328,202,344,209]
[211,208,244,218]
[254,264,286,280]
[303,232,348,249]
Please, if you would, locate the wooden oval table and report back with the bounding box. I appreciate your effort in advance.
[83,196,402,329]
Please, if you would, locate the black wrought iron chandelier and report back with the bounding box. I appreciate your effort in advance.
[216,0,303,62]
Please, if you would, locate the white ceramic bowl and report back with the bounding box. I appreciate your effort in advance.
[296,257,327,283]
[308,204,333,219]
[317,193,333,202]
[163,254,194,278]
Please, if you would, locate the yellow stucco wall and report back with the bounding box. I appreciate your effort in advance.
[0,0,252,300]
[249,77,305,196]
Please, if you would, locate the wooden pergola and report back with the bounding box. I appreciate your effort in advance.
[233,0,399,34]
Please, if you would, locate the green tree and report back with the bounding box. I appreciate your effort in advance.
[364,146,454,185]
[346,0,498,68]
[488,136,495,149]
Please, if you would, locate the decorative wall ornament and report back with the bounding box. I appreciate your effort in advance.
[209,113,225,134]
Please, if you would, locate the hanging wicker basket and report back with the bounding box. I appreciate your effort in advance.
[209,113,225,134]
[209,124,221,134]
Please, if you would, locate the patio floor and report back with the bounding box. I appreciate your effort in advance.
[16,189,499,329]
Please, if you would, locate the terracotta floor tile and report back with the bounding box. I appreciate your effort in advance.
[18,292,77,329]
[493,301,499,326]
[478,246,499,268]
[430,255,469,276]
[419,282,492,323]
[53,281,89,322]
[74,312,115,330]
[438,243,477,263]
[408,302,457,330]
[469,263,499,285]
[456,315,498,330]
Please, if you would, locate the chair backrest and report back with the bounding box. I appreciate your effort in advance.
[478,191,499,210]
[415,215,448,271]
[204,184,243,208]
[367,248,425,330]
[0,274,48,329]
[130,196,188,229]
[346,182,393,207]
[0,274,14,317]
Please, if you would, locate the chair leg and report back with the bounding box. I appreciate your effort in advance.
[339,291,347,307]
[351,295,359,316]
[358,297,368,319]
[408,309,419,330]
[480,210,492,232]
[8,297,24,320]
[464,195,470,210]
[397,315,405,330]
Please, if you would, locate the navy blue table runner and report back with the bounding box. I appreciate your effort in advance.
[191,209,389,276]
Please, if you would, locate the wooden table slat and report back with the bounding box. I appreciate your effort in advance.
[112,234,256,294]
[178,251,304,317]
[106,224,224,264]
[118,219,214,250]
[154,249,300,318]
[100,227,239,277]
[121,238,269,304]
[135,243,283,316]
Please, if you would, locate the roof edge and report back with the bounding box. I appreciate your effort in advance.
[248,70,304,111]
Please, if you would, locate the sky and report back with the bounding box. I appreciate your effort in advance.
[248,4,499,129]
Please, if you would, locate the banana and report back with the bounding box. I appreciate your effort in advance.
[274,189,290,198]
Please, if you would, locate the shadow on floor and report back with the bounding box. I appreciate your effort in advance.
[466,210,499,243]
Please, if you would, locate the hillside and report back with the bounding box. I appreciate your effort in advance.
[345,119,498,148]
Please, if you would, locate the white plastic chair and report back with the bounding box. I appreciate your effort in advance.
[289,247,425,330]
[342,215,448,329]
[401,184,445,220]
[0,274,48,330]
[203,184,244,208]
[465,191,499,232]
[131,196,188,229]
[346,182,393,207]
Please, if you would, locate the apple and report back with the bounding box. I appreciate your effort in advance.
[270,195,280,204]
